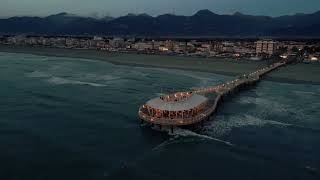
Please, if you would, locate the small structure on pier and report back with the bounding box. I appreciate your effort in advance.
[139,92,211,126]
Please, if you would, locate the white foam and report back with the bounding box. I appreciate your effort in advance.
[47,77,106,87]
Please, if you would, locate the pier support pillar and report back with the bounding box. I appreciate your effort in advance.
[171,126,174,134]
[159,124,162,130]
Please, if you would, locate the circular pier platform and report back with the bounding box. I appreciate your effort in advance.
[139,92,214,126]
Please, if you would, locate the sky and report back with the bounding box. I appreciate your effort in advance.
[1,0,320,18]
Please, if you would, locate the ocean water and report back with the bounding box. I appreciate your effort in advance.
[0,52,319,180]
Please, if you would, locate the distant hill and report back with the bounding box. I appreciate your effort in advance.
[1,9,320,37]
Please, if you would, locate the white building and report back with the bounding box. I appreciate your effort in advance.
[255,40,277,55]
[133,42,153,51]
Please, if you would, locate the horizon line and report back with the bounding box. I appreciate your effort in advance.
[0,9,319,19]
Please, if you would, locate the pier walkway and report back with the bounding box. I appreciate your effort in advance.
[139,61,287,128]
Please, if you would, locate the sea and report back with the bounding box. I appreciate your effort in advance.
[0,52,319,180]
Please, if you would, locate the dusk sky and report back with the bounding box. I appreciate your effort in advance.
[1,0,320,18]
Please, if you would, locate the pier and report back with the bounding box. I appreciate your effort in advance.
[138,60,287,131]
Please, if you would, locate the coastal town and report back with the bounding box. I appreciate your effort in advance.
[0,35,320,63]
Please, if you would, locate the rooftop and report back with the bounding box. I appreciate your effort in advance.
[146,94,208,111]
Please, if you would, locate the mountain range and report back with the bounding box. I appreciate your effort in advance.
[1,10,320,37]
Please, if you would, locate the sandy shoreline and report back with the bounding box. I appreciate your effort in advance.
[0,45,319,85]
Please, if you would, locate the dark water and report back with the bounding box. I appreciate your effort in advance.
[0,52,319,180]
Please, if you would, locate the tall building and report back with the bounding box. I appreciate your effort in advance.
[109,38,125,48]
[255,40,277,55]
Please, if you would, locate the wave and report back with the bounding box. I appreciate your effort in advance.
[149,125,234,148]
[84,73,121,81]
[203,114,295,137]
[237,96,292,113]
[305,166,319,174]
[152,136,179,151]
[168,128,234,146]
[293,90,319,96]
[129,69,148,77]
[237,95,316,122]
[155,93,165,97]
[140,67,227,84]
[47,77,106,87]
[26,71,50,78]
[26,71,114,87]
[49,65,63,70]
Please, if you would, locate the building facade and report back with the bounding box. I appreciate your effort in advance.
[255,40,277,56]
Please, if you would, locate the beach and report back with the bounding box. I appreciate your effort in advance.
[1,45,320,84]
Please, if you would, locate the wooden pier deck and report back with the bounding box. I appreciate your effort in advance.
[139,61,287,128]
